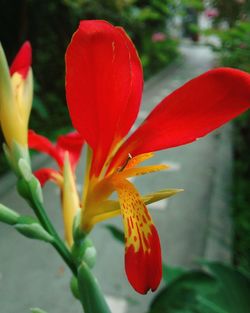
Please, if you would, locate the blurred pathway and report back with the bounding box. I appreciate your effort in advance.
[0,43,232,313]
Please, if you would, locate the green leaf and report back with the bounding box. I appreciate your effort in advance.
[150,262,250,313]
[162,264,186,285]
[105,224,124,244]
[200,262,250,313]
[30,308,48,313]
[149,270,218,313]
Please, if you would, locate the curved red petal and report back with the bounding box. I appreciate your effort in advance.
[114,27,143,140]
[125,224,162,294]
[66,20,141,176]
[34,168,60,187]
[10,41,32,79]
[115,67,250,162]
[56,131,84,170]
[112,178,162,294]
[28,130,63,167]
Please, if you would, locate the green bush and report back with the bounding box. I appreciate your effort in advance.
[213,22,250,73]
[211,21,250,273]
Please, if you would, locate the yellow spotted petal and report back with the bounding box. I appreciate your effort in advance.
[124,152,154,169]
[112,177,162,293]
[143,188,184,205]
[119,164,169,179]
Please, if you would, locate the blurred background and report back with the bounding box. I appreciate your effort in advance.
[0,0,249,312]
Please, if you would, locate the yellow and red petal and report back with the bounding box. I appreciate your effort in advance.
[119,164,168,179]
[10,41,31,79]
[28,130,84,171]
[112,178,162,294]
[65,20,143,177]
[34,168,62,187]
[116,68,250,160]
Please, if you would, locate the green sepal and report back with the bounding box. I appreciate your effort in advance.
[77,262,111,313]
[0,43,13,116]
[29,175,44,205]
[0,203,20,225]
[17,178,31,200]
[3,142,30,176]
[73,210,87,244]
[72,237,96,268]
[70,276,80,300]
[18,158,32,181]
[17,175,43,205]
[15,216,54,243]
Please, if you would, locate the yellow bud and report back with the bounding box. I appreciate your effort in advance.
[62,152,80,247]
[0,43,33,149]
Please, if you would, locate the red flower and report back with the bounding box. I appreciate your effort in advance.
[65,20,250,294]
[28,130,84,186]
[10,41,32,79]
[28,130,84,246]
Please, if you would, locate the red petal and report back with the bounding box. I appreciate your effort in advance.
[116,68,250,161]
[28,130,63,167]
[34,168,60,187]
[56,132,84,170]
[125,224,162,294]
[114,27,143,140]
[10,41,32,79]
[65,20,142,176]
[112,178,162,294]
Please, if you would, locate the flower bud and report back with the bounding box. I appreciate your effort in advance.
[0,42,33,150]
[62,152,80,247]
[15,216,53,243]
[0,203,19,225]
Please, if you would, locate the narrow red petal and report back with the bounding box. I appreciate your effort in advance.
[115,68,250,163]
[28,130,63,167]
[125,224,162,294]
[112,178,162,294]
[65,20,140,176]
[10,41,32,79]
[34,168,60,187]
[56,132,84,170]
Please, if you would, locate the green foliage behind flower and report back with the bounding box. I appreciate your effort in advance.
[141,35,179,79]
[210,20,250,273]
[0,0,179,139]
[213,22,250,73]
[0,0,180,176]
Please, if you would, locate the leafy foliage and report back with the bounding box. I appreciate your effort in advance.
[210,0,249,27]
[105,224,124,243]
[212,22,250,73]
[233,111,250,272]
[148,262,250,313]
[209,20,250,273]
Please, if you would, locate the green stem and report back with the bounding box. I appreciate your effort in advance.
[29,187,77,276]
[78,262,112,313]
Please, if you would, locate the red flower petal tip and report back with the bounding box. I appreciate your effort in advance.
[125,224,162,294]
[10,41,32,79]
